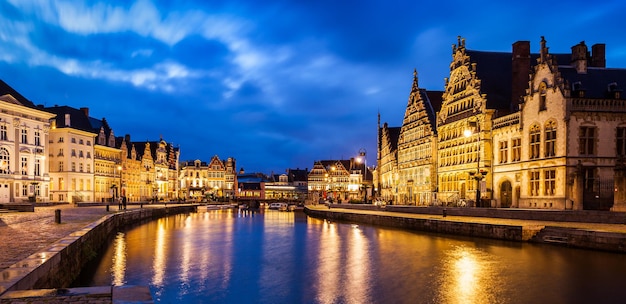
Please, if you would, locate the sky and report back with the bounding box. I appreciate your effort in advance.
[1,0,626,174]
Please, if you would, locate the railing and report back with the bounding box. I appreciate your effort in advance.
[492,113,520,129]
[571,98,626,112]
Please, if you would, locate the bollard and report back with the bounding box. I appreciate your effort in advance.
[443,208,447,218]
[55,209,61,224]
[106,204,110,212]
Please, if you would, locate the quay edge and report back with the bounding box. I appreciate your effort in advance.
[0,205,198,297]
[304,205,626,253]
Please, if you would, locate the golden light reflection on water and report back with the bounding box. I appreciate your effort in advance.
[111,232,126,286]
[179,215,192,291]
[346,225,370,304]
[316,219,340,304]
[152,219,167,287]
[439,245,498,304]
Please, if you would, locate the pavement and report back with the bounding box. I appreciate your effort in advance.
[0,203,157,271]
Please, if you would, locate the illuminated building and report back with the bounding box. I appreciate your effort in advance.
[45,106,97,204]
[307,159,369,203]
[265,168,308,202]
[179,156,237,202]
[0,80,55,204]
[377,36,626,210]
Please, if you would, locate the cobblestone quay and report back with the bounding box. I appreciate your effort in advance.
[0,203,197,301]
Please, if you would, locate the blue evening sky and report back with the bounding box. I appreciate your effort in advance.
[1,0,625,173]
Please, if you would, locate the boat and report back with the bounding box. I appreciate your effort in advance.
[269,202,288,211]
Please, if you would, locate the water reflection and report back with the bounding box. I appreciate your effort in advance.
[78,209,626,304]
[111,232,126,286]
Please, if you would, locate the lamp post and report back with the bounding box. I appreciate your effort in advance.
[357,148,367,204]
[464,117,484,207]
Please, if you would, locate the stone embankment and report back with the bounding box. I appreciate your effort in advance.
[305,205,626,253]
[0,204,197,299]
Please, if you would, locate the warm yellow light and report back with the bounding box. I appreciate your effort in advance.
[464,129,473,137]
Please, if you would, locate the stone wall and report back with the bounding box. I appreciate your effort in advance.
[0,205,197,295]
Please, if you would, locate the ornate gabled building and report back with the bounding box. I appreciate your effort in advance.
[179,155,236,202]
[307,159,369,203]
[88,114,122,203]
[377,71,442,205]
[0,80,55,204]
[378,36,626,211]
[265,168,309,202]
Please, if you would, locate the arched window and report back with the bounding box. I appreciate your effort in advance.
[544,121,557,157]
[529,124,541,159]
[0,147,9,174]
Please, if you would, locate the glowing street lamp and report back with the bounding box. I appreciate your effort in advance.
[356,148,367,203]
[465,118,485,207]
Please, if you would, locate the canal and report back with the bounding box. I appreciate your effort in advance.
[74,208,626,304]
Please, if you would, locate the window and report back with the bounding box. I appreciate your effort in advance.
[79,151,84,158]
[79,139,84,145]
[59,161,64,172]
[59,137,64,143]
[583,167,596,192]
[34,130,41,146]
[21,129,28,144]
[86,164,91,173]
[71,162,76,172]
[544,121,556,157]
[544,170,555,196]
[58,148,64,157]
[0,124,7,140]
[86,140,91,146]
[617,127,626,158]
[35,158,41,176]
[79,163,83,172]
[22,184,27,196]
[579,126,596,155]
[499,141,508,164]
[529,125,541,159]
[87,152,91,158]
[71,178,76,191]
[59,178,65,191]
[21,156,27,175]
[71,149,76,157]
[530,170,540,196]
[0,147,9,174]
[71,137,76,143]
[512,138,521,162]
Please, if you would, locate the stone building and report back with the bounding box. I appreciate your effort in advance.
[378,36,626,211]
[0,80,55,203]
[307,159,370,203]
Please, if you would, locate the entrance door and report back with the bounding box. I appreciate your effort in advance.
[500,181,512,208]
[0,183,9,203]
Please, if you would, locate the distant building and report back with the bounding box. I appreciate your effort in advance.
[307,159,370,203]
[0,80,55,203]
[265,168,309,202]
[179,156,237,201]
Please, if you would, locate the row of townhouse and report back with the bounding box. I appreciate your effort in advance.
[377,36,626,211]
[0,80,236,204]
[307,158,372,204]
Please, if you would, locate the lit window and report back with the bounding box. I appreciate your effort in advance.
[544,170,555,196]
[529,125,541,159]
[512,138,521,162]
[544,121,556,157]
[530,170,540,196]
[499,141,508,164]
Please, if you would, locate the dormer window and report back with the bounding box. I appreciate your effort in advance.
[572,81,585,97]
[539,82,547,111]
[607,82,622,99]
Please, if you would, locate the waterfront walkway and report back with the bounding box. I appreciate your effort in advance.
[0,203,164,271]
[307,204,626,233]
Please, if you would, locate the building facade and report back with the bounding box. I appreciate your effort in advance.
[179,156,237,202]
[377,36,626,211]
[0,80,55,203]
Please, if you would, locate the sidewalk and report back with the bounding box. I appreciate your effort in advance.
[0,204,148,271]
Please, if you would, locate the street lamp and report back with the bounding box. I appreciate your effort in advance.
[465,118,485,207]
[356,148,367,204]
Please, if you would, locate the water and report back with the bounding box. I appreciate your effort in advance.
[75,209,626,304]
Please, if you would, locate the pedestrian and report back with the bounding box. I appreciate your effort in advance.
[118,196,123,210]
[122,196,127,210]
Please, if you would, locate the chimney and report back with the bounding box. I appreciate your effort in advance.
[511,40,530,110]
[571,41,589,74]
[591,43,606,68]
[64,113,71,126]
[80,107,89,117]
